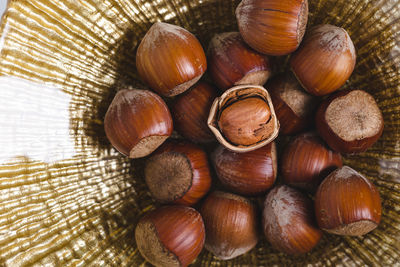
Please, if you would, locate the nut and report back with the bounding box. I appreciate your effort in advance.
[208,85,279,152]
[267,73,318,135]
[145,140,212,206]
[135,205,205,267]
[208,32,271,90]
[200,191,258,260]
[315,166,382,236]
[263,185,322,255]
[236,0,308,55]
[315,89,384,153]
[212,142,277,196]
[290,24,356,96]
[104,89,172,158]
[136,22,207,97]
[281,132,342,192]
[171,82,217,143]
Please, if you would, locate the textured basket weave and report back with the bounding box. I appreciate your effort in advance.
[0,0,399,266]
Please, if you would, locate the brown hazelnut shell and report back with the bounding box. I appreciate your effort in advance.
[236,0,308,56]
[212,142,277,196]
[315,166,382,236]
[290,24,356,96]
[145,140,212,206]
[207,85,279,153]
[136,22,207,97]
[267,73,318,135]
[208,32,271,91]
[171,82,217,143]
[281,132,342,192]
[104,89,173,158]
[315,89,384,153]
[263,185,322,255]
[200,191,258,260]
[135,205,205,267]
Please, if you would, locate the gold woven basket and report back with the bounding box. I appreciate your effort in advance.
[0,0,399,266]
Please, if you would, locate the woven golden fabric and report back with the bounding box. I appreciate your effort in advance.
[0,0,399,266]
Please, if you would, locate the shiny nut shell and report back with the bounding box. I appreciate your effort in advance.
[290,24,356,96]
[207,32,271,91]
[267,73,318,135]
[281,132,342,192]
[315,166,382,236]
[212,142,277,196]
[200,191,258,260]
[236,0,308,56]
[135,205,205,267]
[171,82,217,143]
[263,185,322,255]
[145,140,212,206]
[315,89,384,153]
[136,22,207,97]
[104,89,173,158]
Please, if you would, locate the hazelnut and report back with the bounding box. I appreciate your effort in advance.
[208,85,279,152]
[267,73,318,135]
[263,185,322,255]
[171,82,217,143]
[290,24,356,96]
[200,191,258,260]
[218,97,270,145]
[212,142,277,196]
[136,22,207,97]
[236,0,308,55]
[135,205,205,267]
[208,32,271,91]
[315,89,384,153]
[281,132,342,192]
[104,89,172,158]
[315,166,382,236]
[145,140,212,206]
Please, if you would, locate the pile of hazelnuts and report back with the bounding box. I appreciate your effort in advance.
[104,0,384,266]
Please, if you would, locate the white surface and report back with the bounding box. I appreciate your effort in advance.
[0,76,76,164]
[0,1,6,19]
[0,1,77,164]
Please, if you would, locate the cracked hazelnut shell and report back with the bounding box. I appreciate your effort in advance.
[208,85,279,153]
